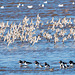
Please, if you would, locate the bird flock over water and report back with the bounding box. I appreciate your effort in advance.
[0,14,75,46]
[19,60,75,72]
[0,1,75,9]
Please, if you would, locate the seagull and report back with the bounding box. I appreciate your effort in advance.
[58,4,64,7]
[17,3,21,8]
[22,4,24,7]
[17,5,20,8]
[72,2,75,5]
[0,6,4,9]
[27,5,33,8]
[44,1,47,4]
[42,4,44,7]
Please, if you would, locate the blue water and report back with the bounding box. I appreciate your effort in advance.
[0,0,75,75]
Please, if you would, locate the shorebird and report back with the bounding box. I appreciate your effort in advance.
[59,60,69,69]
[44,62,50,68]
[42,4,44,7]
[34,61,39,66]
[69,60,75,67]
[58,4,64,7]
[59,60,64,69]
[27,5,33,8]
[0,6,4,9]
[22,4,24,7]
[19,60,23,67]
[23,61,32,66]
[44,1,47,4]
[72,2,75,5]
[17,3,21,8]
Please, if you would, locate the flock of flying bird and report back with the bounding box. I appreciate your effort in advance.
[19,60,75,72]
[0,14,75,46]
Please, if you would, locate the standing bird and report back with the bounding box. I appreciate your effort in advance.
[64,63,70,69]
[59,60,66,69]
[19,60,23,67]
[69,60,75,67]
[44,62,50,68]
[59,60,63,68]
[23,61,32,66]
[34,61,39,67]
[59,60,68,69]
[63,62,69,69]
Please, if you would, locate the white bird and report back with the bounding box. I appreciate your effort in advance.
[18,3,21,6]
[27,5,33,8]
[62,37,67,43]
[17,3,21,8]
[54,37,59,44]
[42,4,44,7]
[58,4,64,7]
[46,20,49,24]
[72,2,75,5]
[44,1,47,4]
[50,17,54,23]
[17,5,20,8]
[22,4,24,7]
[68,18,72,24]
[0,6,4,9]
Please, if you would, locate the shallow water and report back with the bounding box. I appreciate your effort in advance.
[0,0,75,75]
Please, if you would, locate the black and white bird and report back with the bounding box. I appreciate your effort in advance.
[64,63,70,69]
[69,60,75,67]
[59,60,69,69]
[19,60,23,67]
[23,61,32,66]
[59,60,67,69]
[19,60,23,64]
[59,60,63,68]
[34,61,39,66]
[44,62,50,68]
